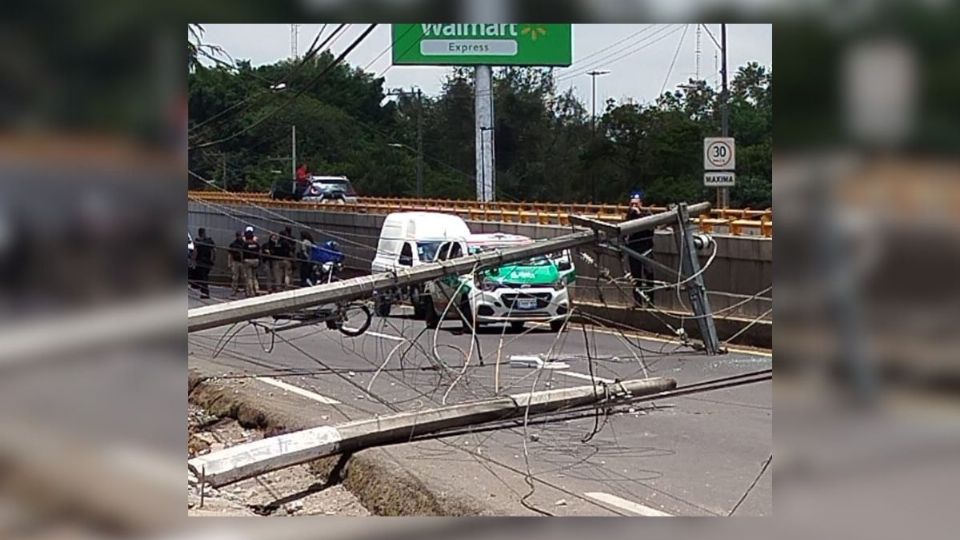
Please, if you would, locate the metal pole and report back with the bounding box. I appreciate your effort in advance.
[416,88,424,198]
[291,125,296,180]
[720,24,729,209]
[591,72,597,131]
[587,70,609,202]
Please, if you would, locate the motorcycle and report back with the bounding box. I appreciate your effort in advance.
[271,240,372,337]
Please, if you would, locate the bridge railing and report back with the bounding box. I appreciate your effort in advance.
[188,191,773,237]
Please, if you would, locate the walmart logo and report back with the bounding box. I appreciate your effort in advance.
[521,25,548,41]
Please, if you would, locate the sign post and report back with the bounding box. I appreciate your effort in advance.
[392,24,572,203]
[703,137,735,204]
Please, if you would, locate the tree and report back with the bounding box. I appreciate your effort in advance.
[187,36,772,207]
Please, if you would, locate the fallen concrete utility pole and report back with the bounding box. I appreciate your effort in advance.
[188,376,676,487]
[188,202,711,332]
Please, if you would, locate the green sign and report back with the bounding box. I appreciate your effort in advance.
[392,24,572,66]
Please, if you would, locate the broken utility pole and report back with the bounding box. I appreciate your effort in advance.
[188,202,711,332]
[188,376,676,487]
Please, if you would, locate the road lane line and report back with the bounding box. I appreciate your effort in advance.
[584,492,672,516]
[554,371,615,384]
[365,331,406,342]
[255,377,340,405]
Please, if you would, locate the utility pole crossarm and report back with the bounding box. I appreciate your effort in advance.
[187,202,710,332]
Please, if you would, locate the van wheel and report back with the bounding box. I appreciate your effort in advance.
[510,321,525,332]
[376,301,391,318]
[424,299,439,329]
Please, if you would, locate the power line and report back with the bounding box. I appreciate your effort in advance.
[190,24,378,151]
[559,25,655,69]
[555,25,683,82]
[660,25,690,96]
[188,24,344,136]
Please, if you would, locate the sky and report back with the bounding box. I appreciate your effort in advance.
[196,24,772,109]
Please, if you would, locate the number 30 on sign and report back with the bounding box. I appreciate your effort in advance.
[704,137,735,171]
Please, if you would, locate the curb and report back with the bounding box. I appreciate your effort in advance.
[188,368,485,516]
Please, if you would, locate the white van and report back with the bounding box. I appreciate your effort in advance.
[371,212,471,317]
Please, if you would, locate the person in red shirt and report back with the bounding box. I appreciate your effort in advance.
[294,163,310,199]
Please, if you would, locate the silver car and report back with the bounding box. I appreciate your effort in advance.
[300,175,358,204]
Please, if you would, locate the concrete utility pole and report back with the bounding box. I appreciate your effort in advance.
[187,202,711,332]
[189,377,677,487]
[475,65,495,203]
[416,88,424,198]
[719,23,729,209]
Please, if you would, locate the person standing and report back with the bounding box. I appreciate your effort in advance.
[295,163,311,198]
[227,231,244,296]
[623,192,655,305]
[240,226,261,297]
[298,230,315,286]
[277,226,295,290]
[193,228,216,299]
[261,233,283,293]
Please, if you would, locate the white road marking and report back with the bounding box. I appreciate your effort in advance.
[365,331,406,342]
[584,492,672,516]
[255,377,340,404]
[554,371,615,384]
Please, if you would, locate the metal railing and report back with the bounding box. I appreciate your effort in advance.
[188,191,773,237]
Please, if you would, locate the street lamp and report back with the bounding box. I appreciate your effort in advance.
[586,70,610,202]
[587,70,610,132]
[268,82,296,182]
[383,87,424,198]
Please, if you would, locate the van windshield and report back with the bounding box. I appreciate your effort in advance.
[417,241,443,262]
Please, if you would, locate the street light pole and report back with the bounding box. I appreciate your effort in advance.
[385,87,425,198]
[587,70,610,202]
[587,70,610,132]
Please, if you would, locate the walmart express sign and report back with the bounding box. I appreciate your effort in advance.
[392,24,572,66]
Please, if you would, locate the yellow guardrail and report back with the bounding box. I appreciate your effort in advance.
[188,191,773,237]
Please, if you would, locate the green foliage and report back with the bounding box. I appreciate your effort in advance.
[188,46,771,206]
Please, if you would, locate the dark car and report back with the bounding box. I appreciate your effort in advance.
[269,178,307,200]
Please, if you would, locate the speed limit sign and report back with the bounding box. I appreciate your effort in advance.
[704,137,735,171]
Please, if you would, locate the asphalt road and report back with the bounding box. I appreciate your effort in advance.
[188,286,771,516]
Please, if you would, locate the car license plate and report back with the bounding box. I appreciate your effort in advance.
[516,298,536,310]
